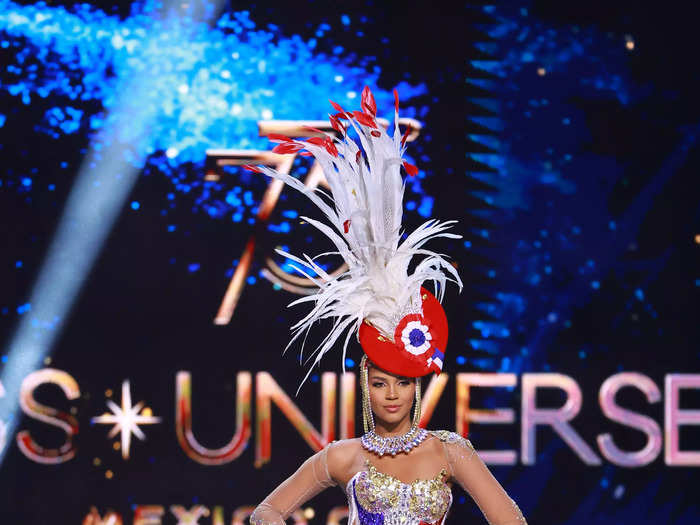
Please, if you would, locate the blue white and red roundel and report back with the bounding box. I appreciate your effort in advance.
[358,287,449,377]
[400,319,433,355]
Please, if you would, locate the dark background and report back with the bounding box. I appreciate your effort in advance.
[0,0,698,523]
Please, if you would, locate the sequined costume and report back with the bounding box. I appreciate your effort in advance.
[250,431,527,525]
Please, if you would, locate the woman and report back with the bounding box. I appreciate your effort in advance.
[250,356,527,524]
[247,87,527,524]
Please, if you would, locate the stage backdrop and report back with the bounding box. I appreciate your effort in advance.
[0,1,698,524]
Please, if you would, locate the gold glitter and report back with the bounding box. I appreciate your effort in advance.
[430,430,475,452]
[355,463,401,510]
[408,468,451,519]
[354,462,451,522]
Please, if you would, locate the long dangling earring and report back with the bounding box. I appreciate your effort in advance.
[412,376,422,427]
[360,355,375,434]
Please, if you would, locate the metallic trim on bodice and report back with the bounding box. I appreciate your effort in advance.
[346,462,452,525]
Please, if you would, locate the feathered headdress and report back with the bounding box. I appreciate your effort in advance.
[245,87,462,384]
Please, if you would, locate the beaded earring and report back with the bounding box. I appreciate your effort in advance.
[360,355,375,434]
[413,376,422,427]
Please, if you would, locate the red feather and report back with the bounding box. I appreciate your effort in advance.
[324,138,339,157]
[329,100,347,114]
[356,150,362,163]
[267,133,292,143]
[242,164,261,173]
[403,161,418,176]
[393,88,399,112]
[361,86,377,117]
[272,142,302,154]
[331,111,349,120]
[370,130,381,138]
[305,136,326,146]
[299,151,313,157]
[352,110,378,128]
[329,113,345,134]
[401,124,412,147]
[343,219,351,233]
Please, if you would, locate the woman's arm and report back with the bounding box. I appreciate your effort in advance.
[442,434,527,525]
[250,444,336,525]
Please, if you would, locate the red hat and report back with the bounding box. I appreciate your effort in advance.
[359,288,447,377]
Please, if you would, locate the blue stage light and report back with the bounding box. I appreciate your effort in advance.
[0,0,428,469]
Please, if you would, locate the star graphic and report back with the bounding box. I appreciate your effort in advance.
[91,380,161,460]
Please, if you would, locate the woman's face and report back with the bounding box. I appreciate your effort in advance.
[367,366,415,427]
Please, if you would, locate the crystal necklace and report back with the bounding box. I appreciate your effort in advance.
[360,424,428,457]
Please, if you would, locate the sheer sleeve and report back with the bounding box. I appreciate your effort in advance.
[250,443,337,525]
[441,434,527,525]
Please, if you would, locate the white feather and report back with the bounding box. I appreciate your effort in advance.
[257,94,462,386]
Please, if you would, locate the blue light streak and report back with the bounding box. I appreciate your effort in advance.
[0,0,426,219]
[0,0,429,468]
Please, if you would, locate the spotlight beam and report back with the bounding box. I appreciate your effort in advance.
[0,1,226,468]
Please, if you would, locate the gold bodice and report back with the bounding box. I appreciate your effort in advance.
[349,460,452,524]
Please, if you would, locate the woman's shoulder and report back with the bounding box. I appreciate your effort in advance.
[426,430,475,450]
[327,437,362,456]
[325,438,363,483]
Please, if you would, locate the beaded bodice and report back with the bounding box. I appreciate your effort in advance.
[346,461,452,525]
